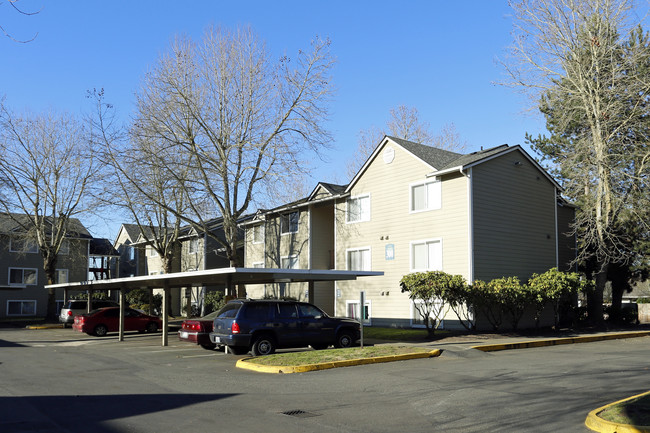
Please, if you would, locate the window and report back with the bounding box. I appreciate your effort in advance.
[281,255,299,269]
[252,262,264,268]
[149,247,158,257]
[346,195,370,223]
[280,212,299,234]
[127,246,135,261]
[59,240,70,255]
[10,237,38,253]
[347,247,371,271]
[346,298,371,325]
[188,238,200,254]
[252,224,265,244]
[411,299,445,329]
[410,180,441,212]
[7,300,36,316]
[411,239,442,271]
[55,269,68,284]
[9,268,37,286]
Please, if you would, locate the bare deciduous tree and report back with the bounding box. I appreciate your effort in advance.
[1,0,39,43]
[0,101,100,319]
[504,0,650,321]
[99,26,334,295]
[346,105,467,178]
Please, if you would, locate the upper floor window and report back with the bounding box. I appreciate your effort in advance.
[347,247,371,271]
[9,268,37,286]
[252,262,264,268]
[411,239,442,271]
[188,238,200,254]
[127,246,135,261]
[149,246,158,257]
[58,240,70,255]
[280,211,299,235]
[346,195,370,223]
[281,255,299,269]
[10,237,38,253]
[410,180,441,212]
[252,224,265,244]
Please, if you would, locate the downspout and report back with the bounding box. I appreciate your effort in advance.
[554,188,559,269]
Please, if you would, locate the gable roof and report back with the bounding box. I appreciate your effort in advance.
[308,182,348,201]
[0,213,92,239]
[389,136,463,169]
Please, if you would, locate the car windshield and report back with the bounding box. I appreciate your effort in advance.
[216,303,241,318]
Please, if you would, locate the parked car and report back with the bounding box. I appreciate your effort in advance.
[72,307,162,337]
[209,299,360,356]
[178,311,220,350]
[59,300,119,326]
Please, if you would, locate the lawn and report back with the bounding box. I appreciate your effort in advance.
[598,392,650,426]
[244,345,434,366]
[362,326,448,341]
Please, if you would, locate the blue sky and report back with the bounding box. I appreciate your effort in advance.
[2,1,546,238]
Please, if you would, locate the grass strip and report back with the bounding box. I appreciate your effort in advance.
[245,345,433,367]
[597,393,650,426]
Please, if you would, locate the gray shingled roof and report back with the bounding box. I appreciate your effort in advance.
[0,213,91,238]
[435,144,510,171]
[387,136,463,169]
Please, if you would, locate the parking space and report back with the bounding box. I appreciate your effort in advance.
[2,326,649,432]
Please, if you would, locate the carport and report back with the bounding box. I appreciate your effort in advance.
[45,267,382,346]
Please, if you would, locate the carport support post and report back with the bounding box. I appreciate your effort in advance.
[119,286,126,342]
[162,282,169,347]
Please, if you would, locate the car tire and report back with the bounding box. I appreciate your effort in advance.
[145,322,158,333]
[94,324,108,337]
[335,330,354,348]
[310,344,329,350]
[227,345,249,355]
[251,335,276,356]
[200,343,217,350]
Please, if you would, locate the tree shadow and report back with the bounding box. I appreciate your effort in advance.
[0,393,237,433]
[0,339,26,347]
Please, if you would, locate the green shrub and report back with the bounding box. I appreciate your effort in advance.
[204,290,226,314]
[637,298,650,304]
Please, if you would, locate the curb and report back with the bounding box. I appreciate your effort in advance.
[26,324,65,330]
[585,391,650,433]
[471,331,650,352]
[236,349,442,374]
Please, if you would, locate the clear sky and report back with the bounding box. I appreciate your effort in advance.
[2,0,548,239]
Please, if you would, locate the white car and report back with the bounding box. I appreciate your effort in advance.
[59,300,119,326]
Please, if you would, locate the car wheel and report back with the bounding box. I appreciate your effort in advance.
[145,322,158,333]
[200,342,217,350]
[251,335,276,356]
[310,343,329,350]
[227,345,249,355]
[335,330,354,348]
[94,324,108,337]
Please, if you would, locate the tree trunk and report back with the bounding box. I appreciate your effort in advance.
[588,266,607,325]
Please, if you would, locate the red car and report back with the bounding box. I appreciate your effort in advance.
[72,307,162,337]
[178,311,219,350]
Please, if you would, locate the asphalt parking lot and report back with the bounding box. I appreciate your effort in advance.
[1,327,648,433]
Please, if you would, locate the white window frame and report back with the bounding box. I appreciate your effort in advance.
[280,211,299,235]
[346,247,371,271]
[252,261,264,268]
[409,179,441,213]
[346,194,370,223]
[9,237,38,253]
[55,269,68,284]
[345,298,372,325]
[188,238,200,255]
[59,240,70,255]
[410,238,443,272]
[410,299,445,329]
[149,246,158,257]
[281,255,299,269]
[128,246,135,261]
[252,224,265,244]
[6,300,37,316]
[8,268,38,286]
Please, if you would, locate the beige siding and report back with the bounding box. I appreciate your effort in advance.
[335,140,469,324]
[557,204,577,272]
[472,151,557,282]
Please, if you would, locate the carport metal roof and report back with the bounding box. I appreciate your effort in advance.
[46,267,383,346]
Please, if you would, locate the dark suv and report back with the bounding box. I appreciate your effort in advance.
[209,299,360,356]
